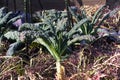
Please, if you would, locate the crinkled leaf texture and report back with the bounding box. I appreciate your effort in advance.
[4,31,20,41]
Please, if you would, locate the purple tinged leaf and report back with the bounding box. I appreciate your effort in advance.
[13,19,22,27]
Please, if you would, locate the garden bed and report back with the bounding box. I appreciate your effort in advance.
[0,1,120,80]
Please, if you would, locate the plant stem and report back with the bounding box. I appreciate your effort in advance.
[56,61,65,80]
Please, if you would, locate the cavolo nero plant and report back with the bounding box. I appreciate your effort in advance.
[68,4,120,58]
[4,10,95,80]
[69,5,107,35]
[26,20,93,80]
[4,8,98,80]
[69,4,120,40]
[3,6,119,79]
[3,9,67,56]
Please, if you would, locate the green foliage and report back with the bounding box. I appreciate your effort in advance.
[91,5,106,24]
[33,9,67,22]
[69,5,106,35]
[69,4,119,38]
[12,8,99,59]
[4,31,20,41]
[31,18,95,61]
[0,7,21,27]
[6,5,119,57]
[34,37,60,61]
[0,7,21,41]
[0,7,22,55]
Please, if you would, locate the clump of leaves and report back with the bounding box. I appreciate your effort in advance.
[3,5,120,79]
[69,4,120,37]
[0,7,21,36]
[0,7,22,55]
[5,10,94,79]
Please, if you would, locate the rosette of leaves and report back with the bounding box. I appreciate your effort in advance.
[31,6,120,79]
[29,18,95,80]
[4,15,94,79]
